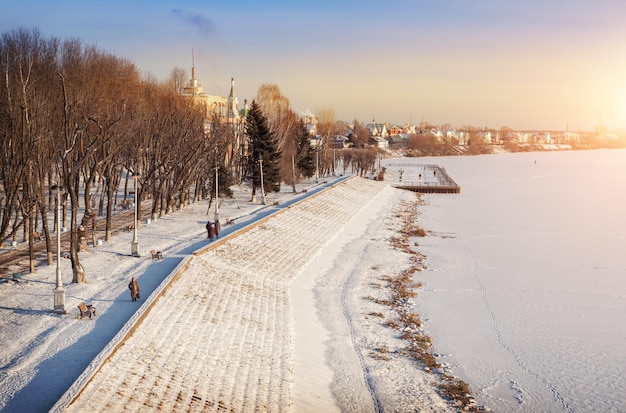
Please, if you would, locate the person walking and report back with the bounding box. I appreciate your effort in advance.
[214,220,221,239]
[205,221,212,239]
[208,221,216,241]
[128,277,140,302]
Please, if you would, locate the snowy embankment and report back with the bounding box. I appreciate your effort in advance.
[8,176,455,413]
[58,175,447,412]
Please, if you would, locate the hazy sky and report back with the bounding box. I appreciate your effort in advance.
[2,0,625,131]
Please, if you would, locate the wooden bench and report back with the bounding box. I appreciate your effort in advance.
[78,302,96,319]
[150,249,162,260]
[33,231,41,242]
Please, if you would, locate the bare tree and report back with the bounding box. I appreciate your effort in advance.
[255,84,299,183]
[167,67,187,95]
[0,30,31,248]
[351,119,371,148]
[314,108,338,177]
[126,80,207,221]
[56,41,141,283]
[0,28,63,272]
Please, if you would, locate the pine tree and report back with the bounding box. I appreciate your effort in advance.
[295,120,315,178]
[245,100,281,194]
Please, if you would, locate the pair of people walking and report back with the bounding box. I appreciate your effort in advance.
[206,220,221,241]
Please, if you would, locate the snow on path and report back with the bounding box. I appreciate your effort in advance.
[293,185,453,413]
[61,177,454,412]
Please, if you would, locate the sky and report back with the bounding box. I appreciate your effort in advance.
[2,0,626,131]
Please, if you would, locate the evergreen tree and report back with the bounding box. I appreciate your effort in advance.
[245,100,281,194]
[295,120,315,178]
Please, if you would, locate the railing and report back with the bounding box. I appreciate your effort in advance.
[385,163,460,194]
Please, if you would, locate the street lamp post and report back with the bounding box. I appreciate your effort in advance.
[214,165,220,224]
[259,158,266,205]
[131,174,140,257]
[315,150,319,183]
[291,154,296,193]
[52,184,66,314]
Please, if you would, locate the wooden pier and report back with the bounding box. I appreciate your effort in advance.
[383,163,461,194]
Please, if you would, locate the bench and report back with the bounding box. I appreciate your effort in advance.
[78,302,96,319]
[150,249,162,260]
[33,231,41,242]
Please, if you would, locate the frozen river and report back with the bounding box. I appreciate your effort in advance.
[384,149,626,413]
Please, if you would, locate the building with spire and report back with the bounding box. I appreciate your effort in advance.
[180,50,242,126]
[226,77,239,121]
[178,51,249,175]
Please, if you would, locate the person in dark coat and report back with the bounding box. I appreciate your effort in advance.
[206,221,212,239]
[128,277,140,302]
[208,221,216,241]
[214,220,221,239]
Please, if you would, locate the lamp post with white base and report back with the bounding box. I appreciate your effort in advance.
[131,174,140,257]
[214,165,220,224]
[259,158,266,205]
[51,184,66,314]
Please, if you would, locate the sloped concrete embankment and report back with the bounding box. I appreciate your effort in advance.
[54,177,387,412]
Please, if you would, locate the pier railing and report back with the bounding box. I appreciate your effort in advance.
[385,163,460,194]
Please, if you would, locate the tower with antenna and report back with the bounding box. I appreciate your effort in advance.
[182,49,205,96]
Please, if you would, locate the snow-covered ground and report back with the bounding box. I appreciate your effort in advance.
[383,149,626,413]
[0,176,456,412]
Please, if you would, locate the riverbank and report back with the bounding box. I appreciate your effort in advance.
[2,176,465,412]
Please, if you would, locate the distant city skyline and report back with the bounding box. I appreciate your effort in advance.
[2,0,625,131]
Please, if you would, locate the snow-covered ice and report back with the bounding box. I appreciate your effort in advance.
[385,149,626,413]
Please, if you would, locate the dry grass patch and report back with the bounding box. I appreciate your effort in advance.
[367,295,391,307]
[405,343,439,370]
[373,193,480,411]
[399,312,422,328]
[439,374,478,410]
[370,345,392,361]
[405,227,427,237]
[385,319,400,330]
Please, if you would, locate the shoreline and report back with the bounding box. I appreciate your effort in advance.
[2,175,475,412]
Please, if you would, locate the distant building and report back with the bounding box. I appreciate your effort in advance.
[366,119,388,138]
[369,136,389,149]
[329,135,350,149]
[388,134,410,148]
[387,124,400,136]
[180,51,243,126]
[562,131,580,144]
[180,51,245,164]
[182,63,228,121]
